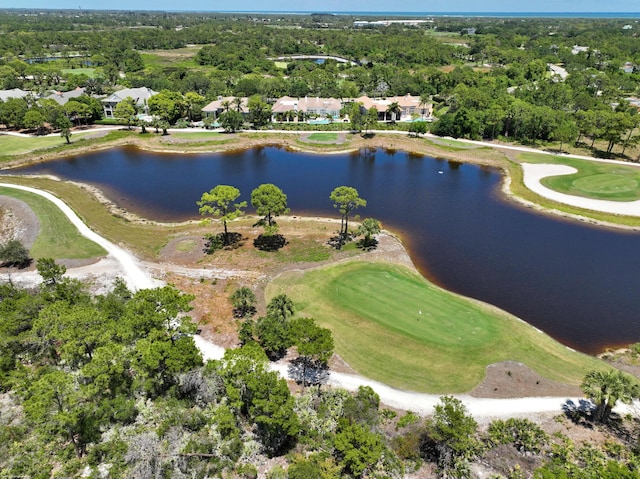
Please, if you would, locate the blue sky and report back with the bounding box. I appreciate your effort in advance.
[10,0,640,12]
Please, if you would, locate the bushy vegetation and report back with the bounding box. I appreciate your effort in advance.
[2,12,640,158]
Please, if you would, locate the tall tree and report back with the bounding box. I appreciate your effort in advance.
[197,185,247,245]
[247,94,272,128]
[57,115,72,144]
[113,98,137,130]
[329,186,367,244]
[218,109,244,133]
[387,101,401,123]
[251,183,289,233]
[230,286,256,319]
[424,396,480,479]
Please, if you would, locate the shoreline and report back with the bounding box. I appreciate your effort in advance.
[5,126,639,233]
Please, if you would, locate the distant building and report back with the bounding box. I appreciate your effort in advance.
[271,96,341,121]
[354,94,432,121]
[547,63,569,81]
[201,97,250,119]
[45,87,87,105]
[622,62,635,74]
[571,45,589,55]
[353,19,432,28]
[102,87,157,118]
[0,88,31,102]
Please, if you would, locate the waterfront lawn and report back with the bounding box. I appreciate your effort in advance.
[0,131,99,157]
[306,132,338,142]
[0,177,189,259]
[519,152,640,201]
[0,187,106,259]
[169,132,223,139]
[61,68,97,78]
[267,261,605,393]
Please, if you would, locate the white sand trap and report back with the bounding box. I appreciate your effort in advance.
[522,163,640,217]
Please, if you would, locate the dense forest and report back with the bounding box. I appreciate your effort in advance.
[1,11,640,156]
[2,261,640,478]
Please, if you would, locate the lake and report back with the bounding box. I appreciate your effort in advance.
[9,145,640,354]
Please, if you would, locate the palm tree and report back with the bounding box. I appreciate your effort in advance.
[581,370,638,423]
[387,101,401,123]
[266,294,295,321]
[419,93,432,119]
[233,96,244,113]
[230,286,256,319]
[220,99,231,114]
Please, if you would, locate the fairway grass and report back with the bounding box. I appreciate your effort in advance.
[169,132,222,140]
[267,261,605,393]
[0,186,106,259]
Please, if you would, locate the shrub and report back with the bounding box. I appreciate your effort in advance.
[488,418,548,454]
[0,239,31,268]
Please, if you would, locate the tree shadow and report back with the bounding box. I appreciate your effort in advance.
[204,232,245,254]
[327,234,346,250]
[357,238,379,251]
[253,234,287,251]
[0,258,33,269]
[288,357,330,387]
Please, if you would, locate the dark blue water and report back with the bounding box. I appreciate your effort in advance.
[10,146,640,354]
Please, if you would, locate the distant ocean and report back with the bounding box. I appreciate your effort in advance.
[218,11,640,19]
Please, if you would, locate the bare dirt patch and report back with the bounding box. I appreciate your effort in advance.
[0,195,39,248]
[470,361,581,398]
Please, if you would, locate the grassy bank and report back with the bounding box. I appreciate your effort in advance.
[267,261,606,393]
[0,186,106,259]
[0,177,193,259]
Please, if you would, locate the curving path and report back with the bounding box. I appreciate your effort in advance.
[0,182,161,291]
[0,182,603,420]
[521,163,640,217]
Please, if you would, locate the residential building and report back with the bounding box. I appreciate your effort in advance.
[0,88,31,102]
[353,94,432,121]
[102,87,157,118]
[271,96,341,121]
[202,96,250,119]
[45,87,87,105]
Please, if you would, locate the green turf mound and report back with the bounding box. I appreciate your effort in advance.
[266,261,605,393]
[572,174,638,195]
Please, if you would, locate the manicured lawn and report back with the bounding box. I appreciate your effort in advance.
[267,261,605,393]
[306,132,338,142]
[0,187,106,259]
[519,152,640,201]
[424,137,481,151]
[0,131,96,156]
[61,68,97,78]
[170,132,222,139]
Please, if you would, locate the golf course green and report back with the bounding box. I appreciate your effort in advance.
[520,152,640,201]
[267,261,605,393]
